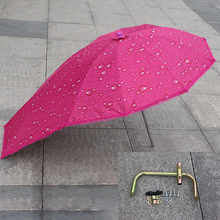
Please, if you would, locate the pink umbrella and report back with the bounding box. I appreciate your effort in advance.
[1,24,215,159]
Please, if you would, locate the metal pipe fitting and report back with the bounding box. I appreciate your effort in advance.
[130,163,199,201]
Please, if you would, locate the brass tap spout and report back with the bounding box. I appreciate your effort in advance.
[130,163,199,201]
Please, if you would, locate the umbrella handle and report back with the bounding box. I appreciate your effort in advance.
[130,163,199,201]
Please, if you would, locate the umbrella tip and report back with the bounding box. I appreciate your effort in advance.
[117,31,125,39]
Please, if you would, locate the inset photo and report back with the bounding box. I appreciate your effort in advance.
[118,152,220,220]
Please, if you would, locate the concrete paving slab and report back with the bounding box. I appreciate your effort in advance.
[118,152,202,220]
[96,25,132,36]
[184,0,220,33]
[129,6,167,19]
[213,62,220,75]
[47,40,91,61]
[182,95,220,130]
[43,127,131,185]
[43,185,117,220]
[191,153,220,220]
[203,130,220,153]
[49,10,93,25]
[4,0,47,10]
[48,23,97,41]
[92,12,135,27]
[187,69,220,95]
[143,97,199,130]
[0,141,43,185]
[184,1,214,11]
[172,19,219,35]
[149,130,212,152]
[123,112,146,129]
[88,0,129,14]
[0,19,47,38]
[0,186,42,211]
[212,49,220,62]
[0,87,37,125]
[1,6,48,22]
[49,0,89,13]
[155,0,190,10]
[122,0,158,8]
[43,211,114,220]
[202,34,220,50]
[0,58,46,88]
[0,211,41,220]
[120,209,201,220]
[46,59,64,78]
[164,8,204,21]
[134,17,176,28]
[197,11,220,22]
[0,36,46,59]
[209,21,220,34]
[74,118,125,129]
[127,129,152,151]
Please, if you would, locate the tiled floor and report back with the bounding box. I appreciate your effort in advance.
[0,0,220,219]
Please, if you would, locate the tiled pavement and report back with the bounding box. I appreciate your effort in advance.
[0,0,220,219]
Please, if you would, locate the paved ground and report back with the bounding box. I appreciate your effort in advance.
[118,152,220,220]
[0,0,219,219]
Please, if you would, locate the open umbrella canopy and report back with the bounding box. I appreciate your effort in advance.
[1,24,215,159]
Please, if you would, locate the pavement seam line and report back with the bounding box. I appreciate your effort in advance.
[0,5,5,17]
[86,0,99,37]
[41,1,50,218]
[45,0,50,81]
[153,0,179,28]
[41,139,45,220]
[190,152,205,220]
[180,96,215,152]
[120,0,137,25]
[122,117,134,152]
[141,111,155,148]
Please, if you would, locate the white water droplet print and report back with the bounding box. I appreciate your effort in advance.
[108,101,113,106]
[83,106,88,110]
[184,58,192,64]
[164,94,169,99]
[177,61,183,66]
[98,64,104,69]
[111,85,118,91]
[139,85,147,92]
[139,71,145,76]
[106,63,112,68]
[86,90,93,96]
[44,127,50,132]
[173,79,179,85]
[101,71,107,75]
